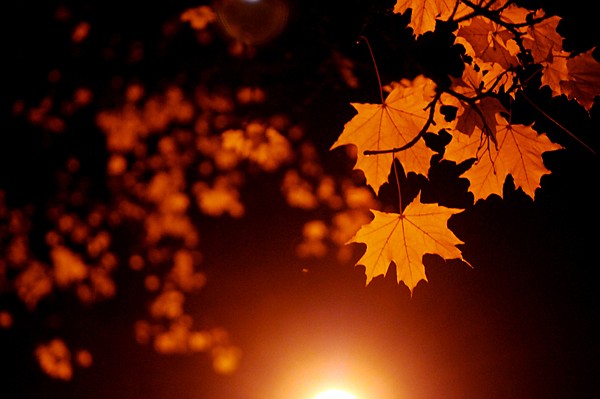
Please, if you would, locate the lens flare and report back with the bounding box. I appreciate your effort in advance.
[214,0,289,45]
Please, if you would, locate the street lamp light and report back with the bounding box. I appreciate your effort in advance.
[313,388,358,399]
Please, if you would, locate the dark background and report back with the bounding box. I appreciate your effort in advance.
[1,0,599,398]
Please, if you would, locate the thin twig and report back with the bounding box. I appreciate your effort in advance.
[521,92,596,154]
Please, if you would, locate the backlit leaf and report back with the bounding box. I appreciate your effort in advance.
[330,75,439,194]
[456,16,520,70]
[350,194,468,294]
[444,119,563,200]
[393,0,469,37]
[560,49,600,111]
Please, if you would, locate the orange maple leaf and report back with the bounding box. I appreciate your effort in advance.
[560,48,600,112]
[456,16,520,70]
[453,96,507,140]
[393,0,469,37]
[350,194,468,294]
[444,119,563,200]
[522,14,565,64]
[450,62,511,138]
[451,62,492,98]
[541,56,569,97]
[498,3,531,26]
[538,47,599,112]
[330,75,440,194]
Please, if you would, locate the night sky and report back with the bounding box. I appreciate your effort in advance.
[1,1,599,398]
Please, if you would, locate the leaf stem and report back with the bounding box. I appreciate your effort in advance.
[392,157,403,213]
[359,35,384,104]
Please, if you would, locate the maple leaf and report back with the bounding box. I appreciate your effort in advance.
[454,96,507,140]
[538,48,600,111]
[498,3,531,26]
[476,62,515,95]
[449,65,509,139]
[350,194,468,294]
[393,0,469,37]
[559,49,600,112]
[541,56,569,97]
[444,119,563,200]
[522,15,565,64]
[456,16,520,70]
[330,75,440,194]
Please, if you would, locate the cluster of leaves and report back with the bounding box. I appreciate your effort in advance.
[0,0,597,384]
[331,0,599,294]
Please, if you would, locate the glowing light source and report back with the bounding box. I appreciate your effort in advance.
[313,389,358,399]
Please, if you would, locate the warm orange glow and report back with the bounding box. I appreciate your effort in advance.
[313,389,357,399]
